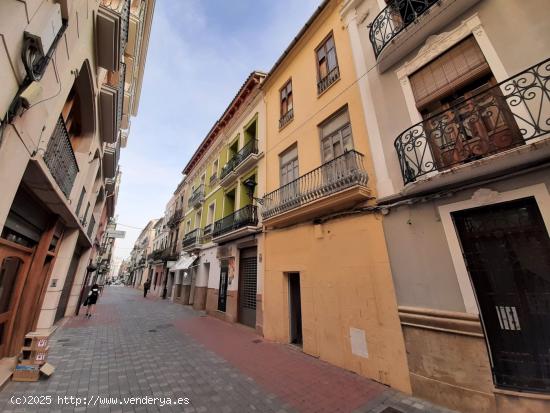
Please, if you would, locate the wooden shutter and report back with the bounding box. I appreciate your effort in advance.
[410,36,490,110]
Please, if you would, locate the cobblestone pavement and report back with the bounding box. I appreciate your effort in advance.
[0,287,458,413]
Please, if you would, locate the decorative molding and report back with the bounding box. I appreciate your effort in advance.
[397,14,483,80]
[399,306,483,337]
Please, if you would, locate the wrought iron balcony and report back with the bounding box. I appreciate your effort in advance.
[220,139,259,183]
[116,62,126,131]
[167,208,183,227]
[201,223,213,243]
[279,108,294,129]
[182,228,201,250]
[262,150,369,221]
[213,205,258,240]
[188,184,205,208]
[317,66,340,95]
[43,116,79,198]
[394,57,550,185]
[369,0,438,58]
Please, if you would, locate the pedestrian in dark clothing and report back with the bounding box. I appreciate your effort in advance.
[85,283,100,318]
[143,279,151,297]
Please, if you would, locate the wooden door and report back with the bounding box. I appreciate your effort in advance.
[0,239,33,358]
[453,197,550,391]
[424,78,522,170]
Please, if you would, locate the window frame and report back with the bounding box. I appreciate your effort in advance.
[315,32,339,84]
[279,78,293,118]
[318,106,354,163]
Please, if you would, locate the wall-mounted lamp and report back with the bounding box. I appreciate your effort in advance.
[243,177,264,205]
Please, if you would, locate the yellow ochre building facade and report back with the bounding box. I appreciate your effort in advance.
[260,0,411,393]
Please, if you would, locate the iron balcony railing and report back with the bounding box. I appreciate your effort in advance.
[220,139,259,180]
[279,108,294,129]
[188,184,205,208]
[116,62,126,130]
[394,57,550,184]
[201,223,213,243]
[317,66,340,94]
[369,0,439,58]
[262,150,369,220]
[87,215,96,239]
[120,0,130,53]
[182,228,201,249]
[44,116,79,198]
[213,205,258,238]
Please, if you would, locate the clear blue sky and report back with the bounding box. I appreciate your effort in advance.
[114,0,322,260]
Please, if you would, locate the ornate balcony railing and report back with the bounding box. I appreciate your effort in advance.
[188,184,205,208]
[116,62,126,130]
[213,205,258,238]
[262,150,369,220]
[369,0,439,58]
[220,139,259,180]
[394,57,550,184]
[182,228,201,249]
[120,0,130,52]
[87,215,96,239]
[317,66,340,94]
[44,116,79,198]
[279,108,294,129]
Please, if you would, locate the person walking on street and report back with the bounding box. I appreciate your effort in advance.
[85,283,100,318]
[143,279,151,298]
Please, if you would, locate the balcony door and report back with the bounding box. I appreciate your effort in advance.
[320,108,354,186]
[453,197,550,392]
[280,146,299,203]
[411,36,522,170]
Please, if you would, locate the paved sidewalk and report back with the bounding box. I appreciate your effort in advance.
[0,287,457,413]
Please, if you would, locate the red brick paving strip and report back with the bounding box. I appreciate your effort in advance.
[174,317,385,413]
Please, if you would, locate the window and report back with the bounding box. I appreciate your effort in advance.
[319,108,353,162]
[207,202,215,225]
[279,79,294,128]
[280,145,299,186]
[316,33,339,93]
[196,210,202,229]
[185,220,191,233]
[211,159,219,182]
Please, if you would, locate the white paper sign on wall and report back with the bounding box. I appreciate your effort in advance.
[349,327,368,359]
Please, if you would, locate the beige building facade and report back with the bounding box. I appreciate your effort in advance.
[261,0,410,393]
[0,0,153,380]
[342,0,550,411]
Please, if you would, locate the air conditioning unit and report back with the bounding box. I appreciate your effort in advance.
[24,2,63,57]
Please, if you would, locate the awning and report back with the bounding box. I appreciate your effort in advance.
[170,254,197,272]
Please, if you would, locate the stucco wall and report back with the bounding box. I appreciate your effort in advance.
[264,214,411,393]
[384,168,550,312]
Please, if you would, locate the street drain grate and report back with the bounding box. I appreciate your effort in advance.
[252,339,262,344]
[148,329,157,333]
[381,408,404,413]
[57,339,70,342]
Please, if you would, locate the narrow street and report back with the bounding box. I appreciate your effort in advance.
[0,287,454,413]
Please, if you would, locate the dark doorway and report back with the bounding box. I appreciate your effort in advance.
[218,261,229,312]
[288,272,302,346]
[238,247,257,328]
[54,248,81,323]
[453,197,550,392]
